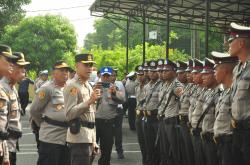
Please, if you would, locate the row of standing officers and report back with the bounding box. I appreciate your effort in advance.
[133,22,250,165]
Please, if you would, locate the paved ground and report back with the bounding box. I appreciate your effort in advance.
[17,106,143,165]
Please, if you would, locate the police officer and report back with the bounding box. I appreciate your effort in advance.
[159,59,183,165]
[110,68,126,159]
[212,51,238,165]
[189,58,207,165]
[228,22,250,165]
[200,58,220,165]
[177,60,195,165]
[95,66,125,165]
[125,71,137,131]
[143,60,161,165]
[143,61,150,83]
[0,45,18,165]
[35,70,49,90]
[30,61,71,165]
[63,54,100,165]
[135,65,147,165]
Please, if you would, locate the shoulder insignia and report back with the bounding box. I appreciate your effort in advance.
[70,87,78,96]
[38,91,46,100]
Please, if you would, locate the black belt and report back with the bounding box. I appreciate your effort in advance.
[164,116,178,125]
[179,115,188,122]
[191,128,202,136]
[0,131,8,140]
[43,116,68,128]
[7,128,22,139]
[201,132,214,142]
[214,134,232,144]
[80,121,95,129]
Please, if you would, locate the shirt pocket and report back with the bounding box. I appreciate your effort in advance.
[236,80,250,99]
[51,96,64,112]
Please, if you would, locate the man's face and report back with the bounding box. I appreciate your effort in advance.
[214,64,227,84]
[163,70,175,81]
[229,38,243,57]
[177,72,187,83]
[41,74,48,81]
[53,68,69,84]
[186,72,193,83]
[76,62,93,80]
[193,72,203,84]
[158,71,164,81]
[149,71,159,81]
[101,74,111,83]
[10,64,26,83]
[137,74,145,83]
[202,72,216,87]
[0,56,13,76]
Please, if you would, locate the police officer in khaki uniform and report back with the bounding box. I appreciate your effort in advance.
[177,60,195,165]
[212,51,238,165]
[228,23,250,165]
[189,58,207,165]
[159,59,183,165]
[30,61,71,165]
[143,60,161,165]
[135,65,147,165]
[4,52,30,165]
[35,70,49,90]
[63,54,100,165]
[0,45,18,165]
[200,58,220,165]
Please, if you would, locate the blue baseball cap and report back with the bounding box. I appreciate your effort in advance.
[100,67,113,76]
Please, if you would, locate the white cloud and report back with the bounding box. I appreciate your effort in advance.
[23,0,97,47]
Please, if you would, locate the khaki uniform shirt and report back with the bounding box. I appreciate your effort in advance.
[143,80,161,111]
[0,80,10,160]
[179,83,193,116]
[158,79,183,118]
[201,87,220,133]
[125,79,138,98]
[231,59,250,120]
[30,81,68,145]
[135,83,146,111]
[0,78,22,153]
[190,87,207,129]
[63,75,96,144]
[214,88,233,137]
[96,84,125,119]
[188,85,201,122]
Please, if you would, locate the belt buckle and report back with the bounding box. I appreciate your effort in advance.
[231,119,236,129]
[147,111,151,116]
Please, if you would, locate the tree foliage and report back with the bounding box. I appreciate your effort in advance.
[0,0,31,36]
[1,14,77,73]
[85,43,190,80]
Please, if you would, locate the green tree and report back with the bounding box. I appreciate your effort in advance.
[1,14,77,73]
[0,0,31,36]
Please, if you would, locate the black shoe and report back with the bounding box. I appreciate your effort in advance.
[117,152,125,159]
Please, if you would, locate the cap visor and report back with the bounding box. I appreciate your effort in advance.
[81,61,96,64]
[17,61,30,66]
[101,72,111,76]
